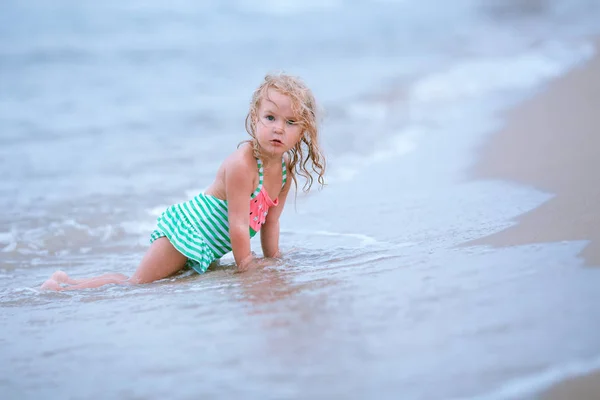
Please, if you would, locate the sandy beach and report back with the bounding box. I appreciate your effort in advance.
[543,372,600,400]
[468,39,600,399]
[468,39,600,266]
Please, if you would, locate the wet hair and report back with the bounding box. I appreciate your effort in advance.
[244,73,326,192]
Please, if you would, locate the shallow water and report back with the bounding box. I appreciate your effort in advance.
[2,1,600,399]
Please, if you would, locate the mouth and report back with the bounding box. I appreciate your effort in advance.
[270,139,284,146]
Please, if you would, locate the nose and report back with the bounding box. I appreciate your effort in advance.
[273,120,285,133]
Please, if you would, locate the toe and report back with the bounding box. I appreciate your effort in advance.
[51,271,69,283]
[40,279,62,291]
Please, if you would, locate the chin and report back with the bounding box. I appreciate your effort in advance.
[266,148,286,156]
[259,141,286,153]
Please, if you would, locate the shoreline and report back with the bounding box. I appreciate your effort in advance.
[542,370,600,400]
[466,38,600,267]
[466,38,600,399]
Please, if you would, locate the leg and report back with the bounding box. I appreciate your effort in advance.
[48,270,129,286]
[40,237,188,290]
[128,237,188,284]
[41,273,130,291]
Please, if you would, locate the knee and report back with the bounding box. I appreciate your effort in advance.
[126,276,142,285]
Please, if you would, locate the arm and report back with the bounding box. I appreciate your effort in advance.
[260,173,292,258]
[225,157,255,270]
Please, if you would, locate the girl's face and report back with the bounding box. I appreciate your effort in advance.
[254,89,303,157]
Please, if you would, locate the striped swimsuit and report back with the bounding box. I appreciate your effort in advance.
[150,158,287,273]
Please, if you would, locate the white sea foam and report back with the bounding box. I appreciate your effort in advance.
[2,242,17,253]
[330,41,595,186]
[1,229,18,253]
[459,356,600,400]
[61,219,90,230]
[119,221,156,236]
[314,230,380,246]
[0,230,18,253]
[411,41,595,104]
[0,231,14,243]
[235,0,343,15]
[347,101,389,122]
[184,187,208,199]
[283,228,395,248]
[329,127,419,183]
[148,205,170,217]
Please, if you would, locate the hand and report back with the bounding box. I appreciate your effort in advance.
[236,255,277,273]
[268,250,282,259]
[236,253,255,273]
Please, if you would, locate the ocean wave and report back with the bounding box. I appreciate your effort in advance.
[411,41,595,104]
[460,356,600,400]
[328,127,419,183]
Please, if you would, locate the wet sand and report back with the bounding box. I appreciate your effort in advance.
[467,39,600,399]
[542,371,600,400]
[467,39,600,266]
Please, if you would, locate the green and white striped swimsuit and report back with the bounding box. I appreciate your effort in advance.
[150,158,287,273]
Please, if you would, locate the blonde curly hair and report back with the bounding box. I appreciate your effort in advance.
[244,73,326,192]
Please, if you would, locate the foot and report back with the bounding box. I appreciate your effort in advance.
[40,278,62,291]
[50,270,71,284]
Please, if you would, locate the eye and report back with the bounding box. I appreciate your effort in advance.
[286,120,296,126]
[265,115,275,121]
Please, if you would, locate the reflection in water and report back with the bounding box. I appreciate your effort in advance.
[234,253,338,314]
[238,267,306,306]
[234,257,341,381]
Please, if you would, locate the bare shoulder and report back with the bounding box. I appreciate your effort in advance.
[222,143,258,193]
[205,142,256,199]
[223,143,255,175]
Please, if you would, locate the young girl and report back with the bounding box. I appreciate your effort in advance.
[41,73,326,291]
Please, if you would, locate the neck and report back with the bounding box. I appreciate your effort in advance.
[258,150,282,168]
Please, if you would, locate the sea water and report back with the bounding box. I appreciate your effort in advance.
[1,1,600,399]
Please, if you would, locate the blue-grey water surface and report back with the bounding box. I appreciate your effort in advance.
[2,1,600,399]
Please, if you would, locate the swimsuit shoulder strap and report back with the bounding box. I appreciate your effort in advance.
[250,158,264,199]
[281,157,287,188]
